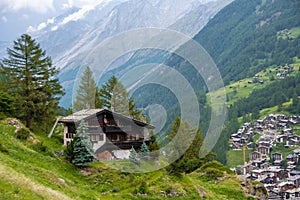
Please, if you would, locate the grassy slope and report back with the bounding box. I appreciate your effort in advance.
[209,57,300,106]
[227,149,251,169]
[0,119,252,200]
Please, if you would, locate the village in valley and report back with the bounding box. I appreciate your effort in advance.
[229,114,300,199]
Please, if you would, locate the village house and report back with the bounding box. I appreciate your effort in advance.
[257,145,270,155]
[272,152,283,166]
[288,175,300,188]
[250,151,262,162]
[290,170,300,177]
[278,182,296,192]
[284,188,300,199]
[269,168,289,181]
[286,154,299,164]
[58,109,155,160]
[277,134,288,143]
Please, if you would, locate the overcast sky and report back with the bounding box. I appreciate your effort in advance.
[0,0,108,41]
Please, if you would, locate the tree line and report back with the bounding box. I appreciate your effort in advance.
[0,34,146,130]
[73,66,145,121]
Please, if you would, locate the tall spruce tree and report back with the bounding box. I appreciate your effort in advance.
[129,146,139,165]
[1,34,64,128]
[73,66,97,111]
[72,120,95,167]
[97,76,143,120]
[140,142,150,160]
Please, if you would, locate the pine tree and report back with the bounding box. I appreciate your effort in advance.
[72,120,95,167]
[129,146,139,165]
[73,66,97,111]
[97,76,143,120]
[166,118,214,174]
[140,142,150,160]
[1,34,64,128]
[0,92,14,119]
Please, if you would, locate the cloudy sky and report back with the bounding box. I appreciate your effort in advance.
[0,0,105,41]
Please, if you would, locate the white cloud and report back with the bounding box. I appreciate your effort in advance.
[61,0,111,9]
[1,16,8,23]
[61,0,74,10]
[0,0,54,13]
[26,0,113,33]
[27,17,54,32]
[61,5,94,25]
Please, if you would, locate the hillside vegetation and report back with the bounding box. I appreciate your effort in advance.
[0,119,262,200]
[195,0,300,84]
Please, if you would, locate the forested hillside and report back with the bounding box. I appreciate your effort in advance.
[194,0,300,84]
[134,0,300,148]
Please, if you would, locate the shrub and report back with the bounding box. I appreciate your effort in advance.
[33,142,47,152]
[0,112,6,120]
[16,128,30,140]
[138,181,148,194]
[0,142,9,154]
[202,167,224,180]
[199,161,233,175]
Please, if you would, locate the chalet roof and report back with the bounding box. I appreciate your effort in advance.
[59,109,103,123]
[288,175,300,181]
[290,170,300,175]
[278,181,294,187]
[250,151,262,155]
[286,153,298,159]
[258,146,269,149]
[272,152,282,156]
[58,108,155,128]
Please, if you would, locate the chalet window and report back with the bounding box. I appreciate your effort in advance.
[120,135,126,141]
[90,134,104,141]
[110,135,118,141]
[66,133,73,139]
[107,134,118,141]
[99,134,104,141]
[129,134,136,140]
[91,135,97,141]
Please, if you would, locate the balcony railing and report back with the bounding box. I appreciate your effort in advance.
[105,125,132,133]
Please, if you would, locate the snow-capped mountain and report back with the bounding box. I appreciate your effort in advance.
[25,0,232,107]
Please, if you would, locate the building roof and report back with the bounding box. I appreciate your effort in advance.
[288,175,300,182]
[59,109,103,123]
[58,108,155,128]
[286,153,298,159]
[278,181,294,187]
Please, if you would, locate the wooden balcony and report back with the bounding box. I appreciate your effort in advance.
[104,125,132,133]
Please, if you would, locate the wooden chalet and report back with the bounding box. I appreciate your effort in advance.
[58,109,155,159]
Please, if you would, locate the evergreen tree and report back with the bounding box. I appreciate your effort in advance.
[251,107,260,120]
[140,142,150,160]
[129,146,139,165]
[73,66,97,111]
[291,92,300,114]
[72,120,95,167]
[97,76,143,120]
[0,92,14,119]
[1,34,64,128]
[166,118,214,174]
